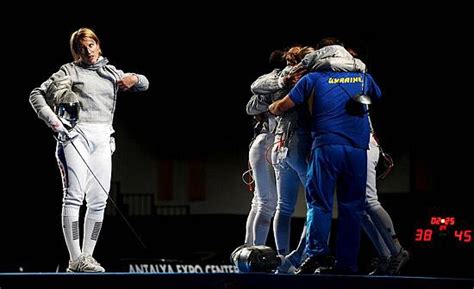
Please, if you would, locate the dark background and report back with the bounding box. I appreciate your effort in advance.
[1,6,472,277]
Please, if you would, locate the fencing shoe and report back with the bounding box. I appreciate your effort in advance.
[368,257,390,275]
[295,255,335,275]
[67,254,105,272]
[387,249,409,275]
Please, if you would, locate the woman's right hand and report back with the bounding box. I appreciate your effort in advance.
[51,120,68,134]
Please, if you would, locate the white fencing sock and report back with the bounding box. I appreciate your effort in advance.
[244,206,258,245]
[62,205,81,261]
[82,208,104,257]
[253,212,272,245]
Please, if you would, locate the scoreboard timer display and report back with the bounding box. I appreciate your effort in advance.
[413,215,472,248]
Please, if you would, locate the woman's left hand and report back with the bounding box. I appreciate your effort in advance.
[118,74,138,91]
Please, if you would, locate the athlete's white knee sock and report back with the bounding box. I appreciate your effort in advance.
[287,225,307,266]
[244,207,257,245]
[62,205,81,261]
[368,206,402,256]
[361,212,391,258]
[82,208,104,257]
[273,213,291,255]
[253,212,273,245]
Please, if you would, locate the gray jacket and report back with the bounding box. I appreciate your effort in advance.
[297,45,366,73]
[247,68,290,134]
[29,57,149,128]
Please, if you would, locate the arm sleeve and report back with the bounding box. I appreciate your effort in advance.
[288,75,312,105]
[250,69,283,94]
[246,94,272,115]
[366,74,382,102]
[29,66,70,128]
[130,73,149,91]
[300,45,351,68]
[301,45,367,73]
[109,65,150,91]
[312,57,366,72]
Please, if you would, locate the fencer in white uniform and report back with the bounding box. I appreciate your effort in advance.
[29,27,149,272]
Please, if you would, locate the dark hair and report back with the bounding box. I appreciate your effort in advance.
[316,37,344,49]
[346,47,358,57]
[268,49,286,69]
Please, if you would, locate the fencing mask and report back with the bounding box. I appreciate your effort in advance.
[46,76,80,131]
[57,105,79,130]
[230,245,280,273]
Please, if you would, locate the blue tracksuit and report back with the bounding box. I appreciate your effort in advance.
[289,70,382,272]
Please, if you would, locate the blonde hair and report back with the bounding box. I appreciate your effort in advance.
[284,45,315,65]
[69,27,102,61]
[284,46,302,66]
[298,46,315,59]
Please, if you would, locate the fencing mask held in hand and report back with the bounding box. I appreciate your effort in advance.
[55,90,79,131]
